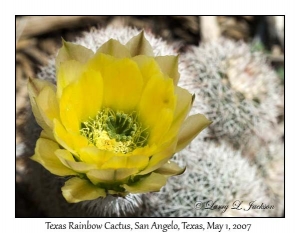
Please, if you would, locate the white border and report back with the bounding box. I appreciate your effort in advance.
[4,1,298,232]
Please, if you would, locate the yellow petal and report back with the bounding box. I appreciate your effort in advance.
[78,147,114,166]
[53,119,88,156]
[28,76,56,97]
[55,149,97,173]
[56,60,86,99]
[87,52,115,71]
[161,86,193,144]
[88,55,143,111]
[132,55,163,87]
[138,140,176,175]
[31,138,77,176]
[59,68,103,131]
[40,130,55,141]
[132,144,157,157]
[77,69,104,121]
[126,31,154,57]
[62,177,106,203]
[97,39,131,58]
[176,114,212,152]
[58,84,80,133]
[138,74,175,144]
[87,168,138,184]
[27,77,56,134]
[122,172,167,193]
[56,39,94,70]
[155,161,186,176]
[155,55,180,85]
[101,154,149,171]
[149,108,174,144]
[36,85,60,129]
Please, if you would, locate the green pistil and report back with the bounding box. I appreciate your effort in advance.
[80,108,149,154]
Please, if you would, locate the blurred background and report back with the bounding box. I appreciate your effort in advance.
[16,16,284,217]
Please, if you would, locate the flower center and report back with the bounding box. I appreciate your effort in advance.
[80,108,149,154]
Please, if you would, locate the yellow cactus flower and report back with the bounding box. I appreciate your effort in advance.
[28,32,211,203]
